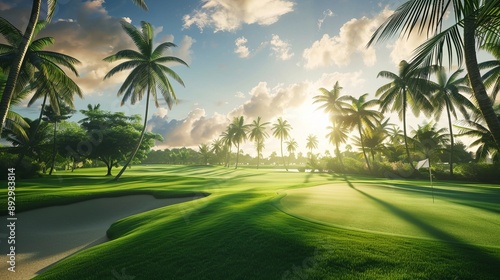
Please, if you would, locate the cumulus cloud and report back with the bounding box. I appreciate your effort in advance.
[1,1,194,96]
[303,8,393,69]
[228,82,309,121]
[234,36,250,58]
[270,34,294,60]
[183,0,294,32]
[148,108,229,148]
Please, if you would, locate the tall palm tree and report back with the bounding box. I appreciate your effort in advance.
[0,0,149,133]
[285,138,298,165]
[210,137,224,165]
[42,102,73,175]
[313,81,350,118]
[430,68,475,176]
[376,60,435,170]
[220,128,234,168]
[326,118,349,171]
[272,117,292,171]
[305,134,318,158]
[0,71,29,140]
[229,116,249,169]
[103,20,188,180]
[248,116,269,169]
[342,94,382,173]
[368,0,500,149]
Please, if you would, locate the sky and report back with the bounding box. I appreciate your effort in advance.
[1,0,494,157]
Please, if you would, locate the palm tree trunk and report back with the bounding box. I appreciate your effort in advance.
[358,125,372,173]
[402,90,415,171]
[16,93,48,167]
[281,136,287,171]
[114,87,151,181]
[464,17,500,150]
[445,101,454,177]
[335,142,344,173]
[0,0,42,134]
[235,142,240,169]
[49,121,57,175]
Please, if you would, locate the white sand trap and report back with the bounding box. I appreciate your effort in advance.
[0,194,201,279]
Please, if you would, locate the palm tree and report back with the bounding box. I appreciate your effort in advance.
[411,122,449,171]
[229,116,249,169]
[248,116,269,169]
[272,117,292,171]
[456,105,500,163]
[342,94,382,173]
[368,0,500,149]
[0,0,148,133]
[430,67,476,176]
[313,81,350,118]
[198,144,211,165]
[305,134,318,158]
[0,71,29,140]
[42,102,73,175]
[220,128,234,168]
[210,137,224,165]
[103,20,188,180]
[376,60,435,170]
[285,138,298,165]
[326,118,349,171]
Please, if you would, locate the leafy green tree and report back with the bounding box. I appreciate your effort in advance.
[376,60,435,169]
[248,116,269,169]
[79,109,161,176]
[56,122,87,171]
[272,117,292,171]
[104,20,187,180]
[342,94,382,173]
[369,0,500,150]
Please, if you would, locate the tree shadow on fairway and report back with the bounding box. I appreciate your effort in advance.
[342,176,500,267]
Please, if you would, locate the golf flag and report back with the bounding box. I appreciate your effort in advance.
[416,158,429,169]
[416,158,434,203]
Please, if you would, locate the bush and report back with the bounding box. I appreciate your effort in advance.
[0,152,42,179]
[454,163,500,183]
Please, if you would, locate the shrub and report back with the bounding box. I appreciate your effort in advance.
[454,163,500,183]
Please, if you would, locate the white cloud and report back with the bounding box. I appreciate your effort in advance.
[149,109,229,148]
[183,0,294,32]
[317,9,334,30]
[235,92,246,98]
[270,34,294,60]
[388,28,427,65]
[234,36,250,58]
[303,8,393,69]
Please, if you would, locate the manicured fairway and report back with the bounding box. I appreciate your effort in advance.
[1,165,499,279]
[278,182,500,247]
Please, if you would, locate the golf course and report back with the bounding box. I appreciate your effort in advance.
[1,165,499,279]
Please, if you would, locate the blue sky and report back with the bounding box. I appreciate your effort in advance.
[2,0,491,156]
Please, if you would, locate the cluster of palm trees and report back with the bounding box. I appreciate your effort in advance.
[1,0,189,180]
[208,116,297,170]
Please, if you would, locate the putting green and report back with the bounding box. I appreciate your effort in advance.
[278,182,500,248]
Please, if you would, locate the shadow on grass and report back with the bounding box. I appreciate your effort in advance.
[342,176,500,266]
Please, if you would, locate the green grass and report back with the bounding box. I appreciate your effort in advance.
[2,165,499,279]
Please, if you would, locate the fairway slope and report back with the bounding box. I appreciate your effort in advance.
[0,195,202,280]
[278,182,500,248]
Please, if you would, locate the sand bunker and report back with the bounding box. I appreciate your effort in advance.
[0,195,201,279]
